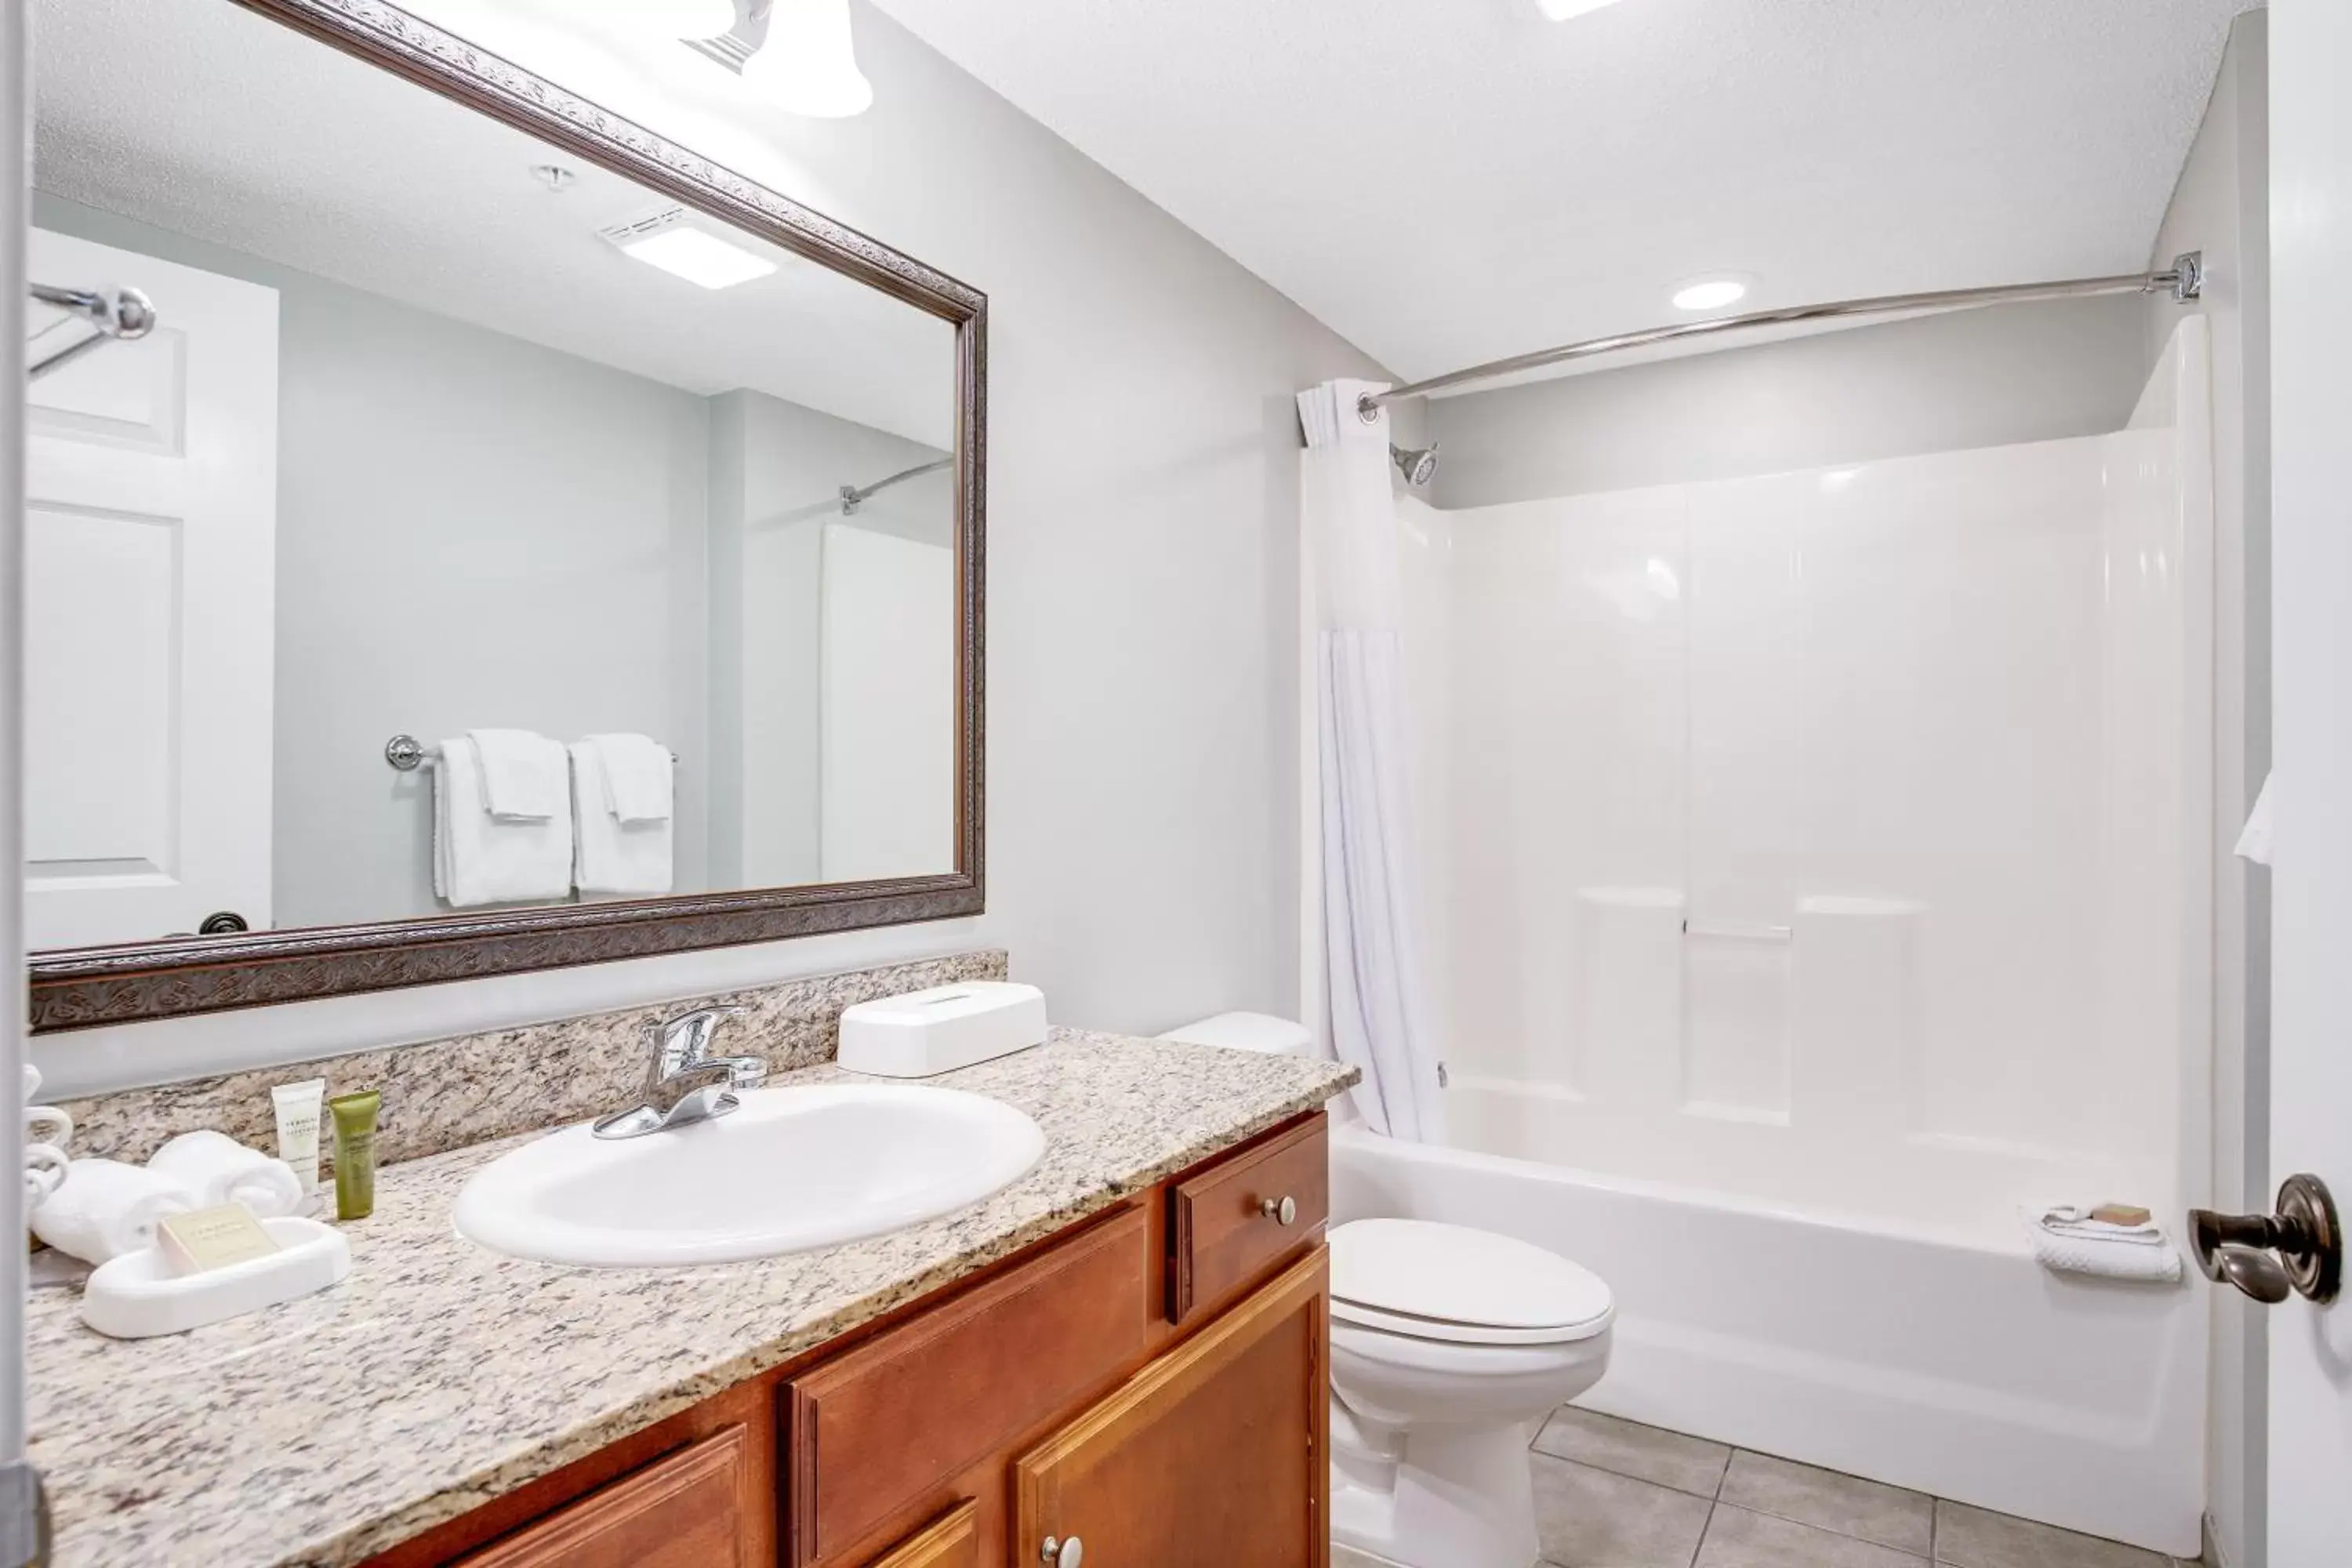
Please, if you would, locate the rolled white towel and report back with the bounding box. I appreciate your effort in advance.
[30,1159,197,1265]
[144,1131,304,1218]
[2018,1205,2183,1283]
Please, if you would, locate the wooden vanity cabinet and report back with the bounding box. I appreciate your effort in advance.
[368,1112,1328,1568]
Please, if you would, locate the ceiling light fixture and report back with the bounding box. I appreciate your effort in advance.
[1671,278,1751,312]
[593,0,737,39]
[601,209,779,290]
[742,0,874,118]
[1534,0,1626,19]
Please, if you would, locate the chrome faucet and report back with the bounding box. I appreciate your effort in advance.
[593,1006,769,1140]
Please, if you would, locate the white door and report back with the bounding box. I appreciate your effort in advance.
[24,229,278,948]
[2267,5,2352,1563]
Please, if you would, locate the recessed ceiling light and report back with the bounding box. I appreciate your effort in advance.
[600,209,778,289]
[1671,278,1751,312]
[1535,0,1626,18]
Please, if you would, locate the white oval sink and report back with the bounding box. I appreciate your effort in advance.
[453,1083,1046,1267]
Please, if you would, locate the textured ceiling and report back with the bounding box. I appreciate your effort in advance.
[32,0,955,445]
[869,0,2252,387]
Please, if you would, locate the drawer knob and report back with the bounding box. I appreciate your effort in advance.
[1040,1534,1083,1567]
[1261,1195,1298,1226]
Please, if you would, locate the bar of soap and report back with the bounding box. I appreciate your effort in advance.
[157,1203,281,1274]
[2091,1203,2152,1227]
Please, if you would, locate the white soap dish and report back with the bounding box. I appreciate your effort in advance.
[79,1216,351,1339]
[838,981,1048,1078]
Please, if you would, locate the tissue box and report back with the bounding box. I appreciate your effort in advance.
[837,982,1048,1078]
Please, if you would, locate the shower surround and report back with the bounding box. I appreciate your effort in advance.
[1367,320,2215,1554]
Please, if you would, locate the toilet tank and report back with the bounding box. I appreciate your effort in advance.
[1156,1011,1316,1058]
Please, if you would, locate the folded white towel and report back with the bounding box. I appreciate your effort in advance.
[434,737,574,908]
[586,733,673,825]
[2019,1205,2183,1283]
[570,739,673,897]
[467,728,567,821]
[31,1159,196,1265]
[144,1131,303,1218]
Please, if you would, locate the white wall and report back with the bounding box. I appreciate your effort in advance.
[34,0,1388,1095]
[1425,295,2152,510]
[2149,14,2270,1564]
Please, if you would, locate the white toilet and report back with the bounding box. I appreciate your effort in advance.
[1160,1013,1617,1568]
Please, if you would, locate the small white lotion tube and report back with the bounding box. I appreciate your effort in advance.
[272,1079,326,1200]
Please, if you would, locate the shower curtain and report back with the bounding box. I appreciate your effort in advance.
[1298,379,1446,1142]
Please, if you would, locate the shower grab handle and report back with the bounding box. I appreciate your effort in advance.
[2190,1174,2342,1305]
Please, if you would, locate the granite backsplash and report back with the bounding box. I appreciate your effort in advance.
[56,949,1007,1172]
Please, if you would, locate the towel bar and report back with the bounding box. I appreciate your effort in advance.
[1680,920,1792,942]
[385,734,681,772]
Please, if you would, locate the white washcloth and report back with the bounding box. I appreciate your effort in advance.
[586,734,673,824]
[2019,1204,2183,1283]
[467,728,567,821]
[570,739,673,896]
[144,1131,303,1218]
[2236,772,2274,866]
[434,736,574,907]
[31,1159,197,1265]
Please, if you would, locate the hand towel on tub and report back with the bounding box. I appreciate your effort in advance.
[29,1159,195,1265]
[2019,1203,2183,1283]
[569,736,673,896]
[434,735,574,907]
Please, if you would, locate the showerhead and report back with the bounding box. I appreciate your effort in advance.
[1391,441,1439,487]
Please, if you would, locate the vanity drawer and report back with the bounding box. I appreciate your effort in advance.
[1166,1112,1328,1324]
[454,1425,752,1568]
[784,1206,1149,1565]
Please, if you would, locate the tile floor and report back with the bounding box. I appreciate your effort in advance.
[1335,1406,2198,1568]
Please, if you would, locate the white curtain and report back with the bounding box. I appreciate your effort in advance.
[1298,379,1446,1142]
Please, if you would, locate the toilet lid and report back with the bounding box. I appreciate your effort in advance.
[1328,1218,1614,1346]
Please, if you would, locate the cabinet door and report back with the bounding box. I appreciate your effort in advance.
[866,1501,978,1568]
[456,1427,750,1568]
[1014,1248,1329,1568]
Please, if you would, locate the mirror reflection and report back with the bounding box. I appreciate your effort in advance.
[25,0,963,950]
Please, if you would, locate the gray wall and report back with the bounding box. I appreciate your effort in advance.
[1426,294,2152,509]
[2152,14,2269,1568]
[32,194,716,929]
[42,0,1389,1094]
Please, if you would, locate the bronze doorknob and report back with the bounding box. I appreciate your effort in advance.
[2190,1173,2342,1305]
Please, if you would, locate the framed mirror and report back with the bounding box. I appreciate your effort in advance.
[24,0,985,1029]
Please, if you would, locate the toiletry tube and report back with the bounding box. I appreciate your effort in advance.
[273,1080,326,1200]
[328,1091,380,1222]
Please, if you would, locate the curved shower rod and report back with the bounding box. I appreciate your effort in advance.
[1358,252,2203,415]
[839,456,952,515]
[27,281,156,379]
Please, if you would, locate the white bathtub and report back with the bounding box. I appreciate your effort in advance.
[1328,1123,2207,1558]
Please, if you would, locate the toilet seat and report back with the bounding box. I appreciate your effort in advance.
[1329,1218,1614,1347]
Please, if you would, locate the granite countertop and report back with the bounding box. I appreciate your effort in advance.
[26,1029,1358,1568]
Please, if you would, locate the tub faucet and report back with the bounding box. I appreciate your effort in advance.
[593,1006,768,1140]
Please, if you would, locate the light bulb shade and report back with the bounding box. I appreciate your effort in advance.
[587,0,738,38]
[745,0,874,117]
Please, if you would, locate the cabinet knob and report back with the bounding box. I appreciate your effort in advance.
[1261,1195,1298,1226]
[1040,1535,1083,1568]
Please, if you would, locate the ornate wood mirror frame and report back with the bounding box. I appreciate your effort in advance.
[28,0,986,1031]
